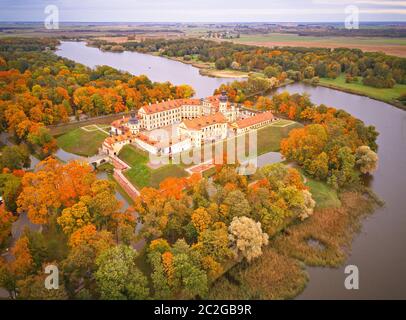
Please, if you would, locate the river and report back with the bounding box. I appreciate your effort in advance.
[57,41,239,98]
[56,41,406,299]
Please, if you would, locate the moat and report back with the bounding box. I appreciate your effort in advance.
[57,41,406,299]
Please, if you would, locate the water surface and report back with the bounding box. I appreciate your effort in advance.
[57,41,239,97]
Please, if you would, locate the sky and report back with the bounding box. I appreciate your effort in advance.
[0,0,405,22]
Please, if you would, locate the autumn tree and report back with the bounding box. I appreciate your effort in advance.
[0,206,15,248]
[17,158,96,224]
[0,173,22,212]
[355,145,378,174]
[228,216,269,262]
[57,202,92,235]
[17,273,68,300]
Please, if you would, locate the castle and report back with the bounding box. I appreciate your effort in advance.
[103,92,276,156]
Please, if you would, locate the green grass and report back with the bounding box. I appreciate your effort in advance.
[319,74,406,104]
[119,144,188,189]
[293,166,341,209]
[256,120,302,155]
[305,177,341,209]
[57,127,108,157]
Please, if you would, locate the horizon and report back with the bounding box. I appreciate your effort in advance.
[1,0,406,23]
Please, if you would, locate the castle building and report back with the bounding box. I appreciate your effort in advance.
[103,92,277,157]
[177,112,228,147]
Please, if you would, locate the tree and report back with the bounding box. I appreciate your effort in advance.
[148,250,171,299]
[0,145,30,171]
[62,234,114,298]
[215,57,229,70]
[355,145,378,174]
[191,207,211,233]
[68,224,97,248]
[0,173,22,212]
[264,66,279,78]
[228,216,269,262]
[95,245,149,300]
[198,222,232,262]
[10,236,34,277]
[306,152,329,180]
[298,190,316,221]
[17,158,96,224]
[0,206,15,248]
[0,258,16,298]
[172,251,208,298]
[57,201,92,235]
[304,66,315,79]
[17,274,68,300]
[223,190,251,220]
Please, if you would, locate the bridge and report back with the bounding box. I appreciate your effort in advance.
[87,154,110,168]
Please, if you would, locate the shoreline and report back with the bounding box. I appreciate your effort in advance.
[313,82,406,111]
[160,54,250,79]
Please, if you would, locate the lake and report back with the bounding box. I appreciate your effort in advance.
[57,41,406,299]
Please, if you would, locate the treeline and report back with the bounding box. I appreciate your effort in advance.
[91,38,406,89]
[0,38,194,158]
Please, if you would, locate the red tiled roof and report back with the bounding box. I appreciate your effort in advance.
[139,98,201,115]
[182,112,227,130]
[104,132,134,146]
[111,117,129,128]
[235,111,274,129]
[135,133,158,145]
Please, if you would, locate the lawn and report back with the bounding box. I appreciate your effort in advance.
[256,120,302,155]
[293,166,341,209]
[305,176,341,209]
[57,127,108,157]
[319,74,406,104]
[119,145,188,189]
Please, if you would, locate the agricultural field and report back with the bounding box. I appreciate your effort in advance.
[231,33,406,57]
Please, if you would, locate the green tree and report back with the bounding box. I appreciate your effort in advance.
[0,173,22,212]
[223,190,251,220]
[95,245,149,300]
[0,145,30,171]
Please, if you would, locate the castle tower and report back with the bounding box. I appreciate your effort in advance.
[128,110,140,134]
[219,90,228,114]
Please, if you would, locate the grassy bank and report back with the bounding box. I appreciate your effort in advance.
[162,55,249,79]
[56,127,108,157]
[118,145,188,189]
[318,75,406,109]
